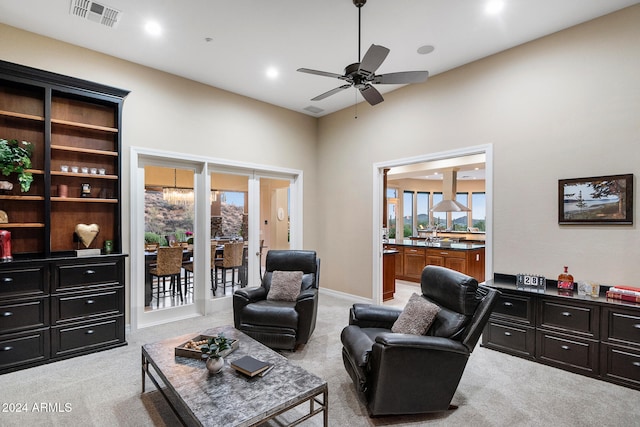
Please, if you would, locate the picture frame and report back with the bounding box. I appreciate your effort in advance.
[558,174,633,225]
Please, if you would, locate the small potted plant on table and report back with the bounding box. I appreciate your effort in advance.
[200,334,231,374]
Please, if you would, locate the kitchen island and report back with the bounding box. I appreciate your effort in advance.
[383,239,485,283]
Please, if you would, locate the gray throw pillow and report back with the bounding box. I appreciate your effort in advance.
[391,293,441,335]
[267,270,303,302]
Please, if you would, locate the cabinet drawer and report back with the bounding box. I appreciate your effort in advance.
[0,298,49,334]
[483,321,535,358]
[492,293,534,325]
[0,328,49,371]
[601,307,640,347]
[51,288,123,324]
[55,260,121,290]
[431,249,466,259]
[538,299,599,339]
[536,331,598,375]
[0,265,47,297]
[51,316,124,357]
[600,344,640,389]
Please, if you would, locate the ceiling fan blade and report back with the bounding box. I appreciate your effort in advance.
[358,44,390,78]
[373,71,429,85]
[311,84,352,101]
[359,84,384,105]
[297,68,345,80]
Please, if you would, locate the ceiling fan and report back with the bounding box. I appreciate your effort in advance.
[297,0,429,106]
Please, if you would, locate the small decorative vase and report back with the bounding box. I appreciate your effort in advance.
[206,356,224,374]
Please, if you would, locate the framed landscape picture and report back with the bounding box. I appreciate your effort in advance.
[558,174,633,224]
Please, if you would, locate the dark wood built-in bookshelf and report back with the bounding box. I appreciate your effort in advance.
[0,60,129,374]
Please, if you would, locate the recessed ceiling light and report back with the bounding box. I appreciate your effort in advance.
[145,21,162,36]
[417,45,435,55]
[266,67,279,79]
[485,0,505,15]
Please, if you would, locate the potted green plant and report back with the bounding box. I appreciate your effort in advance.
[200,334,231,374]
[0,138,34,192]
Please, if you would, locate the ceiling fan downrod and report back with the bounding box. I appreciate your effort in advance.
[353,0,366,62]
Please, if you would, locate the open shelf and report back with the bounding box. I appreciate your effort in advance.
[51,118,118,133]
[51,144,118,157]
[0,223,45,228]
[0,195,45,201]
[51,197,118,203]
[0,109,44,122]
[51,171,118,180]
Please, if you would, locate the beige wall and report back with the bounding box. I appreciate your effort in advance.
[0,23,319,316]
[1,5,639,303]
[317,6,640,298]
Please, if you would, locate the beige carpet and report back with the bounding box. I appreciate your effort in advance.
[0,290,638,426]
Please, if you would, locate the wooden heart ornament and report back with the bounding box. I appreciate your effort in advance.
[75,224,100,248]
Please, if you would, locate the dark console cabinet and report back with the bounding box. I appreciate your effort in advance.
[483,275,640,391]
[0,256,126,374]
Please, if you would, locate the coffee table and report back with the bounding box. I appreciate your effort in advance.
[141,325,328,426]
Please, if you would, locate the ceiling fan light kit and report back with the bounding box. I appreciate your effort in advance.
[297,0,429,106]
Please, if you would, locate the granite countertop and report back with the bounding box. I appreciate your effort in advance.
[385,239,485,250]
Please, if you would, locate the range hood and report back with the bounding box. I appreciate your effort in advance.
[430,169,471,212]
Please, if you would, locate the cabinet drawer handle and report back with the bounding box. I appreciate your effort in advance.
[1,277,14,283]
[633,324,640,329]
[86,329,95,335]
[561,345,571,351]
[633,362,640,367]
[561,312,572,317]
[503,302,513,307]
[85,300,95,305]
[2,311,13,317]
[440,252,449,255]
[504,332,512,336]
[84,269,96,275]
[2,346,13,351]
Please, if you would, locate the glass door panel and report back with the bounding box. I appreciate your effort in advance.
[211,172,249,298]
[144,165,195,311]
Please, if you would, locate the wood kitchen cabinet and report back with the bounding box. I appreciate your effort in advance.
[385,240,485,283]
[426,247,485,282]
[403,246,426,281]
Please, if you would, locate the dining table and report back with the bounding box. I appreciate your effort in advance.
[144,242,248,306]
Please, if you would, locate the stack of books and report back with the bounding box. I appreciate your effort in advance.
[230,355,273,377]
[606,285,640,303]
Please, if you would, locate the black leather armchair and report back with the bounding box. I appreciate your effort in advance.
[341,265,499,416]
[233,250,320,351]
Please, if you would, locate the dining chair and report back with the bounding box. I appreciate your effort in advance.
[215,241,244,295]
[149,246,184,302]
[183,242,222,297]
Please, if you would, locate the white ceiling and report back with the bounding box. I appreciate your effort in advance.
[0,0,638,117]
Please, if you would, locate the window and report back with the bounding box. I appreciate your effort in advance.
[417,192,429,230]
[403,191,413,237]
[472,192,486,231]
[386,188,398,198]
[431,192,445,228]
[452,192,469,231]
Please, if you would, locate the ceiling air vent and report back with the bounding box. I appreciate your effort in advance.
[303,106,324,114]
[70,0,121,28]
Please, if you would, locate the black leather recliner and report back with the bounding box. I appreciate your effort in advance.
[233,250,320,351]
[341,265,499,416]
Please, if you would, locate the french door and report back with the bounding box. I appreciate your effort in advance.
[130,148,302,330]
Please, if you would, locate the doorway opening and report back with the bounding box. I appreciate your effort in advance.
[373,144,493,305]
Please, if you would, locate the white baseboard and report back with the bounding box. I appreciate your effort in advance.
[319,287,373,304]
